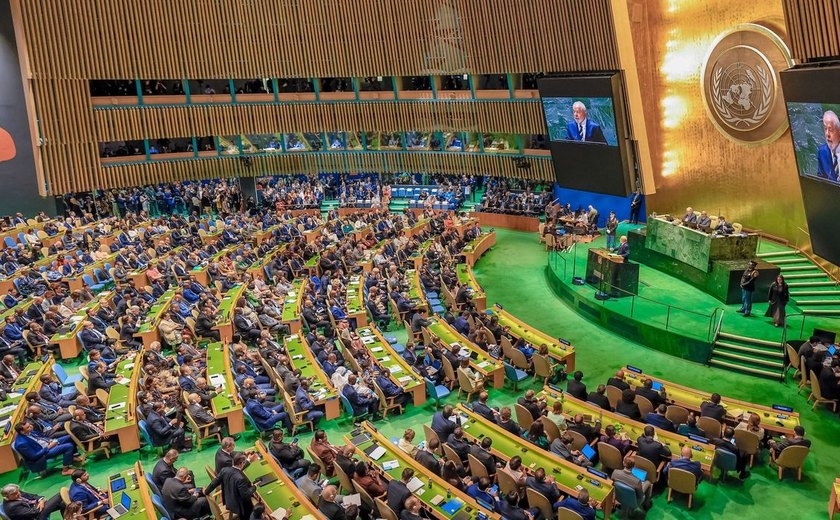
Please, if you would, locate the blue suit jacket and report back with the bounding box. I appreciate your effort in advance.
[376,375,402,397]
[13,434,55,471]
[295,386,315,412]
[565,119,606,144]
[645,413,676,432]
[556,497,596,520]
[666,458,703,482]
[617,242,630,260]
[817,144,838,182]
[430,412,458,440]
[245,399,280,430]
[341,385,372,415]
[69,483,103,512]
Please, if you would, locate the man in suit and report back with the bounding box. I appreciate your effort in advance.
[469,437,498,476]
[295,379,326,426]
[525,468,561,505]
[78,321,110,351]
[616,236,630,261]
[636,425,671,464]
[318,485,358,520]
[568,414,601,443]
[233,307,262,342]
[205,453,257,520]
[635,379,666,408]
[161,467,210,518]
[681,207,698,226]
[497,491,535,520]
[445,427,471,461]
[700,393,727,422]
[714,216,734,235]
[214,436,253,474]
[68,409,109,451]
[1,483,65,520]
[713,426,750,480]
[768,425,811,457]
[269,429,309,478]
[611,456,652,508]
[564,101,607,144]
[646,404,676,432]
[471,392,498,422]
[87,362,114,395]
[341,374,379,417]
[152,449,182,490]
[186,392,220,435]
[517,390,544,420]
[296,463,326,504]
[375,368,410,408]
[496,407,523,436]
[430,405,459,441]
[566,371,587,400]
[68,470,109,517]
[629,189,643,224]
[414,438,441,476]
[817,110,840,181]
[386,468,414,515]
[586,384,611,410]
[147,402,190,452]
[12,422,78,475]
[606,370,630,391]
[245,394,292,432]
[664,446,703,482]
[38,374,78,408]
[555,489,597,520]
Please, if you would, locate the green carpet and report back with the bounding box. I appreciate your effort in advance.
[9,229,839,520]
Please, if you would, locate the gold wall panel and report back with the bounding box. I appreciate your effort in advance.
[13,0,619,193]
[627,0,808,246]
[101,153,554,190]
[782,0,840,62]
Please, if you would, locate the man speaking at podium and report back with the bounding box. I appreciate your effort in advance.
[565,101,607,144]
[616,236,630,261]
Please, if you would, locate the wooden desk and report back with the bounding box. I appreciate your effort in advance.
[345,273,368,327]
[213,283,246,342]
[281,278,304,334]
[351,327,425,406]
[462,231,496,267]
[134,289,175,349]
[0,360,50,473]
[455,263,486,311]
[622,365,800,436]
[106,462,156,520]
[487,306,576,371]
[50,292,113,359]
[207,342,244,434]
[247,441,324,518]
[423,318,504,388]
[540,386,715,474]
[456,404,615,518]
[349,422,500,520]
[284,334,340,420]
[470,211,541,232]
[104,354,141,453]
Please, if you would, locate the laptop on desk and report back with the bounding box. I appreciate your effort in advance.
[106,492,132,518]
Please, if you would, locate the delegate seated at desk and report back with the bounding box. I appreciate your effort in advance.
[714,216,734,236]
[681,207,697,226]
[696,211,712,231]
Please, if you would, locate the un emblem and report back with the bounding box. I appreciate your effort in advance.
[701,24,794,146]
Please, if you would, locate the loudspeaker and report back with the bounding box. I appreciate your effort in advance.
[595,291,610,300]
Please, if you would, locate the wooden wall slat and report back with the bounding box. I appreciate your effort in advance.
[783,0,840,62]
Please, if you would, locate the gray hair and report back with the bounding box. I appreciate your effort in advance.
[572,101,587,113]
[825,110,840,130]
[1,484,19,498]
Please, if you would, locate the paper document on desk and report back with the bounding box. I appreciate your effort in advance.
[369,346,383,352]
[477,361,492,369]
[362,337,375,345]
[407,476,425,493]
[382,460,400,471]
[398,376,413,384]
[388,365,403,374]
[209,374,226,387]
[108,402,126,410]
[115,377,131,385]
[0,405,18,415]
[368,446,386,460]
[270,508,289,520]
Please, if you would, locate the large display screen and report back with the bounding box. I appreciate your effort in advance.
[781,65,840,266]
[538,73,632,197]
[541,97,618,146]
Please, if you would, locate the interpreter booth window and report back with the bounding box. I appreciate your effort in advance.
[401,76,432,91]
[232,79,273,94]
[476,74,508,90]
[148,137,192,155]
[522,73,544,90]
[278,78,315,93]
[141,80,184,96]
[364,132,380,150]
[441,75,470,91]
[243,134,283,154]
[359,76,394,92]
[89,80,137,97]
[321,78,352,93]
[99,140,145,158]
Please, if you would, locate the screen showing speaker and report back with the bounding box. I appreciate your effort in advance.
[538,73,633,197]
[781,65,840,266]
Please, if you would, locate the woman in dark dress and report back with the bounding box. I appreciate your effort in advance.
[765,275,790,327]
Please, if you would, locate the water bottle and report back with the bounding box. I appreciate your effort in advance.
[446,488,451,499]
[427,478,432,489]
[132,500,138,512]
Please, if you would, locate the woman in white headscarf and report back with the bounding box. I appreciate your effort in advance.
[331,365,351,392]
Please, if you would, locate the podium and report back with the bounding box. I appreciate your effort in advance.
[585,248,639,298]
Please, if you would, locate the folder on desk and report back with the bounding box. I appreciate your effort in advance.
[407,476,425,492]
[441,499,464,515]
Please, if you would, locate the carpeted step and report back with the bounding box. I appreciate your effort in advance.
[787,281,837,288]
[791,299,840,306]
[769,258,812,265]
[783,273,830,280]
[802,309,840,316]
[790,289,840,296]
[709,358,784,379]
[757,250,801,258]
[778,265,822,272]
[713,340,785,358]
[711,349,785,368]
[717,331,781,348]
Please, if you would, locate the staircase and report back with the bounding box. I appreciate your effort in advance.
[709,331,786,379]
[757,249,840,317]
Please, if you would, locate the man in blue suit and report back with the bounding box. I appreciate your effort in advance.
[817,110,840,182]
[616,236,630,261]
[375,368,410,408]
[13,422,78,475]
[69,469,109,517]
[556,489,597,520]
[341,374,380,417]
[39,374,78,408]
[294,380,325,426]
[430,405,459,441]
[664,446,703,482]
[245,395,291,432]
[645,404,676,432]
[565,101,607,144]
